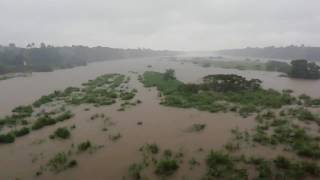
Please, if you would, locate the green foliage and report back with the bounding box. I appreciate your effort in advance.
[273,156,291,169]
[0,133,15,143]
[53,127,70,139]
[47,152,77,172]
[142,143,159,154]
[203,74,261,92]
[78,141,92,152]
[14,127,30,137]
[32,116,56,130]
[204,151,247,179]
[33,94,56,107]
[155,158,179,176]
[142,71,295,116]
[12,105,33,118]
[128,163,144,180]
[55,111,73,122]
[120,92,135,100]
[142,71,182,94]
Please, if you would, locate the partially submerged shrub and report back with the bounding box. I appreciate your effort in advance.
[155,158,179,176]
[32,116,56,130]
[187,123,206,132]
[78,141,92,152]
[142,143,159,154]
[128,163,144,180]
[47,152,77,172]
[14,127,30,137]
[53,127,71,139]
[0,133,15,143]
[205,151,247,179]
[109,133,122,142]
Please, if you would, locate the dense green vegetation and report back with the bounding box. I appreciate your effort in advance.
[142,71,183,94]
[142,71,296,116]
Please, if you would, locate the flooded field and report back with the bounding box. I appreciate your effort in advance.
[1,56,320,180]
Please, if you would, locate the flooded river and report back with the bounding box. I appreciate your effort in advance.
[0,56,320,179]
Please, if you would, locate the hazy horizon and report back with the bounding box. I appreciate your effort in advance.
[1,0,320,51]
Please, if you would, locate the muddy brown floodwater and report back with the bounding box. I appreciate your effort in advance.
[0,56,320,180]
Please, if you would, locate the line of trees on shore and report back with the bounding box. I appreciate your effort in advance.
[217,45,320,61]
[0,43,177,75]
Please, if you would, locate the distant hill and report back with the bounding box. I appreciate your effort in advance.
[0,43,178,75]
[217,45,320,61]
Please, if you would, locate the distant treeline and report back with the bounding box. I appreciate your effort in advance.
[217,45,320,61]
[0,43,177,74]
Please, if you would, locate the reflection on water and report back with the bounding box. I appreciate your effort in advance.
[0,57,320,179]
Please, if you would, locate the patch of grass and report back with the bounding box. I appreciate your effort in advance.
[142,71,182,94]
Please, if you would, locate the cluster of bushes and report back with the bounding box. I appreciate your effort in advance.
[50,127,70,139]
[142,70,298,116]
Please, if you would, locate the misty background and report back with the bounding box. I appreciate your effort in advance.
[1,0,320,51]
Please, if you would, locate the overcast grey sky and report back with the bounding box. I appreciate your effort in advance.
[0,0,319,50]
